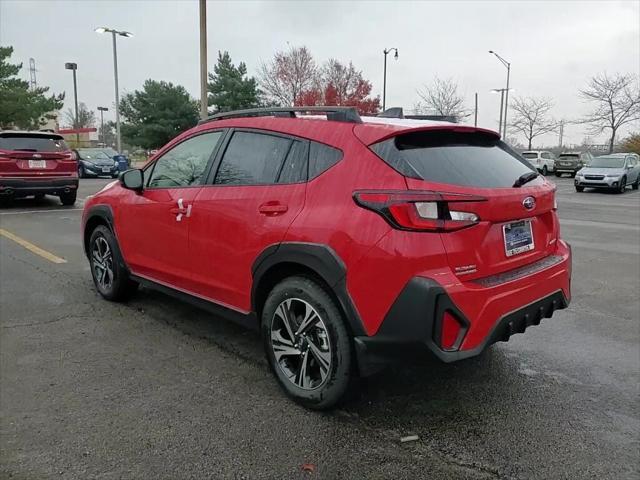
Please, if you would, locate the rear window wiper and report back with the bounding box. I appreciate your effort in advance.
[513,171,539,188]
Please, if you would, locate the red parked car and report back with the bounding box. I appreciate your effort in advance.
[82,107,571,409]
[0,131,79,205]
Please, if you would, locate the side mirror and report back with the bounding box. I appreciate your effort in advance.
[120,168,144,192]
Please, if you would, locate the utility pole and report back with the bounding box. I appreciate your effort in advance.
[474,92,478,127]
[558,120,564,149]
[199,0,208,120]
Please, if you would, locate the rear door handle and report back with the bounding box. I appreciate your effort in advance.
[259,202,288,216]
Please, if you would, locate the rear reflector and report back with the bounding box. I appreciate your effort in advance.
[353,190,485,232]
[441,311,463,350]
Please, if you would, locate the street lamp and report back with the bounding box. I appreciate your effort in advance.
[489,50,511,138]
[382,47,399,111]
[95,27,133,153]
[64,62,79,145]
[97,106,109,145]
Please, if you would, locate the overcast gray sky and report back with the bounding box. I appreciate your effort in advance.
[1,0,638,146]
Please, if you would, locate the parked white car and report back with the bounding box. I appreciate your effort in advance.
[521,150,556,175]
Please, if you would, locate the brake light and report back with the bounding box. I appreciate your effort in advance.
[353,190,485,232]
[61,151,77,161]
[0,151,11,161]
[441,311,463,350]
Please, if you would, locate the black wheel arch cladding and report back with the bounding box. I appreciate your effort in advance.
[251,242,366,336]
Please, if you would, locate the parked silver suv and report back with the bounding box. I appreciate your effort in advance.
[575,153,640,193]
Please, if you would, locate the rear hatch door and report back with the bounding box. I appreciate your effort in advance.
[0,132,76,178]
[369,129,559,281]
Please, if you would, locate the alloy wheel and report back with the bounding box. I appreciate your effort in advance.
[270,298,331,390]
[92,236,114,291]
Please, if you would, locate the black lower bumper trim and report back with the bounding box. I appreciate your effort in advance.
[353,276,569,376]
[0,177,79,196]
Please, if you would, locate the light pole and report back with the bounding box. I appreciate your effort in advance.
[97,106,108,145]
[95,27,133,153]
[382,47,398,111]
[64,62,79,145]
[199,0,208,120]
[489,50,511,138]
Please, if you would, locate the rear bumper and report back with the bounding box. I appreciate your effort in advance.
[0,177,79,196]
[354,241,571,375]
[555,167,580,173]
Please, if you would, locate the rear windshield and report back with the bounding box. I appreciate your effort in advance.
[521,152,538,159]
[370,130,539,188]
[0,134,68,152]
[559,154,579,159]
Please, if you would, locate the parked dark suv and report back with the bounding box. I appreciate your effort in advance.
[0,131,78,205]
[82,107,572,409]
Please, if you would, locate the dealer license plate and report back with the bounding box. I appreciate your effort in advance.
[503,220,534,257]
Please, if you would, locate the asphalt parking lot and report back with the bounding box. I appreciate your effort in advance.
[1,177,638,480]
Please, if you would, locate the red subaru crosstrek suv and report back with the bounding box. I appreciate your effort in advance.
[0,131,79,205]
[82,107,571,409]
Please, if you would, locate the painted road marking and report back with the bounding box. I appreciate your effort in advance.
[0,208,83,216]
[0,228,67,264]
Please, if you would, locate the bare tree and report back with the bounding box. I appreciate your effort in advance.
[64,102,95,129]
[258,46,317,106]
[580,72,640,153]
[416,77,468,120]
[509,96,558,150]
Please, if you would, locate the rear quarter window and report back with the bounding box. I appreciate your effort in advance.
[370,130,539,188]
[308,142,342,179]
[0,134,68,152]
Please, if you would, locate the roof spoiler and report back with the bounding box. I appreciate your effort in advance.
[199,106,362,125]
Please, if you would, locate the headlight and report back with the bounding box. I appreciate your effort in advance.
[606,174,620,178]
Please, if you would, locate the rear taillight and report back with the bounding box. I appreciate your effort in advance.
[0,151,11,161]
[61,151,77,161]
[353,190,485,232]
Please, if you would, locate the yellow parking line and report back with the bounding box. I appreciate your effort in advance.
[0,228,67,264]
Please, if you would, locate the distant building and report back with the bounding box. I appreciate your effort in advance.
[58,127,98,148]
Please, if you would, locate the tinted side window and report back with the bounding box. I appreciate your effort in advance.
[308,142,342,179]
[277,140,308,184]
[147,131,223,188]
[215,132,291,185]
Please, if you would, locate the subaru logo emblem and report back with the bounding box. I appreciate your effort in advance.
[522,196,536,210]
[32,153,42,159]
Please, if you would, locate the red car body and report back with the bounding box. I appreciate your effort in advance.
[82,110,571,375]
[0,131,79,204]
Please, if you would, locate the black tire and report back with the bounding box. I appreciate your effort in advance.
[34,193,45,201]
[570,173,576,178]
[88,225,138,301]
[632,177,639,190]
[555,172,562,177]
[617,176,627,194]
[59,192,77,206]
[112,172,120,179]
[575,186,584,192]
[262,276,353,410]
[78,164,85,179]
[542,165,548,176]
